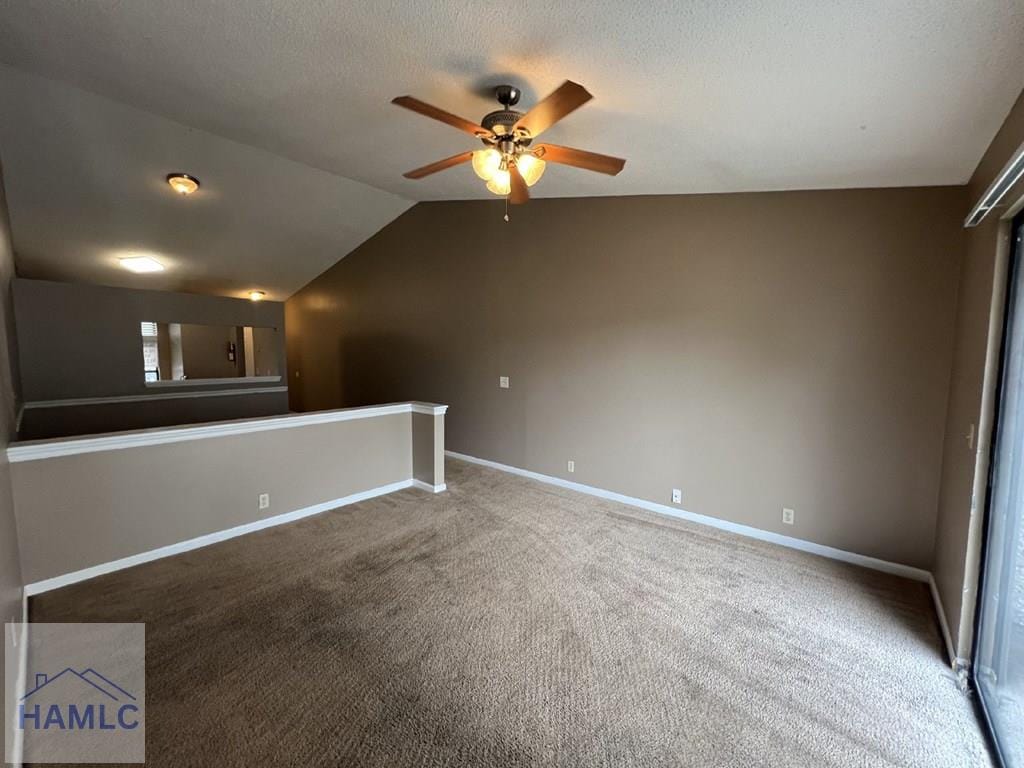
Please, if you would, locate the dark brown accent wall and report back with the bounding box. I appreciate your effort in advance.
[287,187,967,569]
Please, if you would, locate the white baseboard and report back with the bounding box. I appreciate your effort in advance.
[446,450,973,666]
[928,573,969,670]
[412,480,447,493]
[23,478,416,596]
[8,592,28,767]
[445,450,931,583]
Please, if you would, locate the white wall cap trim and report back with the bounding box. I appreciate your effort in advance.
[25,386,288,409]
[410,402,449,415]
[445,450,931,583]
[144,375,282,387]
[9,401,449,462]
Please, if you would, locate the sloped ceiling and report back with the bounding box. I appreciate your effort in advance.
[0,1,1022,298]
[0,66,412,300]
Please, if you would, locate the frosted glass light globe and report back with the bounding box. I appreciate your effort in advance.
[516,155,546,187]
[486,168,511,195]
[472,149,501,181]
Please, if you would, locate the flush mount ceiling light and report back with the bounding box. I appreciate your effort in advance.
[248,291,266,301]
[166,173,200,195]
[391,81,626,207]
[119,256,165,273]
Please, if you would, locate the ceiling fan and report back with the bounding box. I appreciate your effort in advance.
[391,81,626,205]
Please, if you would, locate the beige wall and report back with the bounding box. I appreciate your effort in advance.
[12,405,446,584]
[0,165,19,616]
[412,412,445,487]
[933,88,1024,661]
[287,188,966,569]
[0,159,24,754]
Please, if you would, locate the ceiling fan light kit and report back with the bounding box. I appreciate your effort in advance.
[471,148,501,181]
[391,80,626,212]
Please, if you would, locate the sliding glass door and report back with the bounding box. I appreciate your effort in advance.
[976,212,1024,766]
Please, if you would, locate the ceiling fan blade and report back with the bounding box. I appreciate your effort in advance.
[391,96,492,138]
[534,143,626,175]
[509,162,529,205]
[513,81,592,138]
[402,151,474,179]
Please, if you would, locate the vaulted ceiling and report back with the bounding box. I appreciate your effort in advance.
[0,66,411,300]
[0,0,1022,298]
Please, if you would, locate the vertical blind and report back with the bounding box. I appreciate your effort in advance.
[141,322,159,380]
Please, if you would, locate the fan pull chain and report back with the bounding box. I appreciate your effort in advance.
[504,196,510,222]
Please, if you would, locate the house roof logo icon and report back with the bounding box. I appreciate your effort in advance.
[21,668,137,703]
[11,624,146,762]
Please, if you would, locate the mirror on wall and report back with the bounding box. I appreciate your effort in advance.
[140,322,281,383]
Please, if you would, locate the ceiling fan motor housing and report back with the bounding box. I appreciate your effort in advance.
[481,109,524,136]
[494,84,521,106]
[482,85,528,138]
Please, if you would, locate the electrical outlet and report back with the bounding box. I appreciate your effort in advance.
[672,489,682,504]
[499,376,509,389]
[567,460,575,473]
[259,493,270,510]
[782,507,795,525]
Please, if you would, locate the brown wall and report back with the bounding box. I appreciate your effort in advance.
[933,88,1024,660]
[287,188,966,569]
[252,326,279,377]
[13,278,289,438]
[179,323,246,379]
[14,278,286,400]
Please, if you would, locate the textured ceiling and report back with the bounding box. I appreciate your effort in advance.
[0,66,411,300]
[0,1,1022,296]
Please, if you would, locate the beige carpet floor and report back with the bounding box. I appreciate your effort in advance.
[31,457,992,767]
